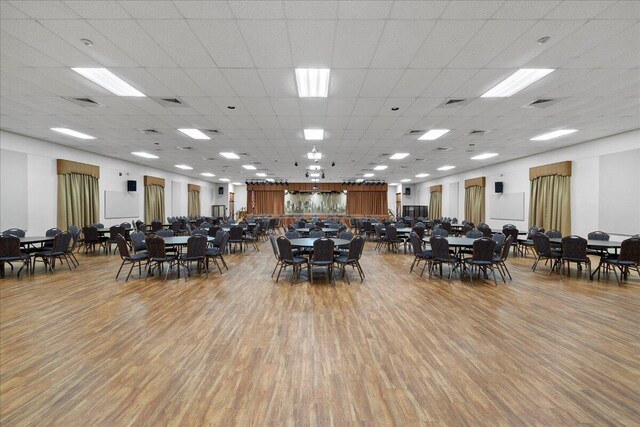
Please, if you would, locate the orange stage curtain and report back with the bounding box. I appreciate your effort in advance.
[346,191,387,215]
[253,190,285,215]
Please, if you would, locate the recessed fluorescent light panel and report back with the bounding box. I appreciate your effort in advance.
[266,178,275,182]
[256,173,267,177]
[530,129,578,141]
[389,183,399,186]
[308,165,322,171]
[309,173,320,178]
[174,164,193,170]
[415,173,430,178]
[418,129,450,140]
[242,165,256,170]
[295,68,330,98]
[373,165,388,171]
[232,182,242,186]
[50,127,96,140]
[363,173,374,178]
[178,128,210,140]
[471,153,499,160]
[481,68,555,98]
[219,178,230,182]
[201,173,215,177]
[401,179,412,183]
[437,165,456,171]
[307,151,322,160]
[220,152,240,159]
[131,151,158,159]
[355,179,364,183]
[304,129,324,140]
[389,153,410,160]
[71,68,145,97]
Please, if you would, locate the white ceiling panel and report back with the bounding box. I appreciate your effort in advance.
[337,1,392,20]
[410,20,485,68]
[257,69,298,98]
[544,1,615,19]
[137,20,215,68]
[284,1,338,19]
[147,68,204,97]
[440,1,503,19]
[270,98,301,116]
[229,1,286,20]
[221,68,267,97]
[188,20,254,68]
[183,69,236,97]
[288,20,335,68]
[332,20,384,68]
[371,20,434,69]
[117,1,183,19]
[329,69,368,97]
[389,69,440,98]
[389,1,448,19]
[10,0,79,19]
[172,1,234,19]
[492,1,560,19]
[237,20,292,68]
[63,1,130,19]
[359,69,404,97]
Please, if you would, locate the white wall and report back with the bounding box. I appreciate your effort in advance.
[0,130,223,235]
[420,129,640,237]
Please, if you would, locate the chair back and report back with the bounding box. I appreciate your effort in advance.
[213,230,226,247]
[192,228,209,236]
[532,233,552,256]
[410,233,424,256]
[2,228,25,237]
[276,236,294,262]
[52,231,72,253]
[492,232,506,254]
[362,221,373,232]
[546,230,562,239]
[130,231,146,252]
[110,225,125,239]
[120,222,131,228]
[472,238,496,262]
[229,225,244,240]
[618,238,640,263]
[312,238,335,263]
[309,229,324,238]
[502,227,519,243]
[185,235,207,258]
[503,223,516,229]
[315,221,325,228]
[432,228,449,237]
[152,221,163,232]
[527,226,539,239]
[501,236,514,261]
[466,230,483,238]
[429,236,451,261]
[339,230,354,240]
[347,236,364,261]
[386,225,398,240]
[477,225,492,237]
[68,225,79,236]
[412,226,425,238]
[145,235,167,259]
[440,222,452,233]
[587,231,610,241]
[115,234,131,260]
[92,223,105,228]
[0,235,21,258]
[201,222,211,229]
[561,236,588,260]
[82,226,99,243]
[269,235,280,260]
[46,228,62,237]
[285,231,300,240]
[156,230,174,237]
[138,223,148,232]
[462,224,473,235]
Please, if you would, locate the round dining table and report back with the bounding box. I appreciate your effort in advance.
[289,237,351,248]
[294,228,341,235]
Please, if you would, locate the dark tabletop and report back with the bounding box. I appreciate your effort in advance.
[422,236,481,247]
[157,236,215,246]
[289,238,351,248]
[295,228,340,233]
[96,227,133,234]
[19,236,55,245]
[549,238,622,248]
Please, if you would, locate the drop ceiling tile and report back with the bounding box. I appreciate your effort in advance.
[389,1,448,19]
[237,20,292,67]
[221,68,267,97]
[278,116,303,129]
[257,69,297,97]
[118,0,183,19]
[288,20,335,68]
[173,1,234,19]
[410,20,485,68]
[359,69,404,97]
[371,20,434,68]
[242,98,276,116]
[332,20,384,68]
[299,99,327,116]
[596,0,640,19]
[440,1,504,19]
[229,1,285,19]
[9,0,80,19]
[0,31,64,67]
[284,1,338,19]
[188,20,254,68]
[1,1,30,18]
[63,1,130,19]
[423,69,477,97]
[108,68,174,97]
[390,69,440,98]
[329,69,367,97]
[138,20,215,67]
[270,98,301,116]
[183,69,236,97]
[337,1,392,19]
[147,68,204,96]
[544,1,616,19]
[346,116,373,129]
[492,1,560,19]
[352,98,385,116]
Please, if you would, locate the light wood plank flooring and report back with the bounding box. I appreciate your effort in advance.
[1,237,639,426]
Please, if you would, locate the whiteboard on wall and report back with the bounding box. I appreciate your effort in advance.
[105,190,139,219]
[598,149,640,235]
[0,149,28,230]
[489,192,525,221]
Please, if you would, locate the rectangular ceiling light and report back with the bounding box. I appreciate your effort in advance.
[437,165,456,171]
[174,164,193,170]
[309,173,320,177]
[390,153,410,160]
[415,173,430,178]
[307,151,322,160]
[304,129,324,140]
[266,178,275,182]
[131,151,158,159]
[389,182,399,186]
[256,173,267,177]
[219,178,230,182]
[355,179,364,183]
[178,128,210,140]
[71,68,146,97]
[363,173,374,178]
[401,179,412,182]
[481,68,555,98]
[220,152,240,159]
[530,129,578,141]
[308,165,322,171]
[232,182,242,186]
[50,127,96,140]
[471,152,499,160]
[201,172,215,177]
[418,129,450,140]
[373,165,387,171]
[242,165,256,170]
[295,68,330,98]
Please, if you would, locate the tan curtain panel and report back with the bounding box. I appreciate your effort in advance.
[529,174,571,235]
[253,190,285,214]
[429,191,442,219]
[346,191,388,215]
[188,190,200,216]
[464,186,485,224]
[144,184,165,223]
[57,173,99,230]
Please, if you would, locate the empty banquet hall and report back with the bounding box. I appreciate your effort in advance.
[1,1,639,425]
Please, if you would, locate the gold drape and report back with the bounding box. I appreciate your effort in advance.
[429,191,442,219]
[188,190,200,216]
[529,175,571,235]
[252,190,285,214]
[464,186,485,224]
[346,191,387,215]
[57,173,99,230]
[145,184,165,223]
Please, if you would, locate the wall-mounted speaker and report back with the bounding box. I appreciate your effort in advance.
[495,181,503,193]
[404,187,411,196]
[218,186,224,195]
[127,180,137,192]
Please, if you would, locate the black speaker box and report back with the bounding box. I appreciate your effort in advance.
[495,181,503,193]
[218,186,224,195]
[127,180,137,192]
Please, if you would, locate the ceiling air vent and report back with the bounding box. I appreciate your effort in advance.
[434,147,452,152]
[177,146,192,151]
[407,130,424,135]
[151,97,189,107]
[62,96,103,107]
[468,130,489,136]
[203,157,216,161]
[138,129,161,135]
[438,98,470,108]
[524,98,562,108]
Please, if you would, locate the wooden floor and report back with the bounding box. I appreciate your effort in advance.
[1,237,639,426]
